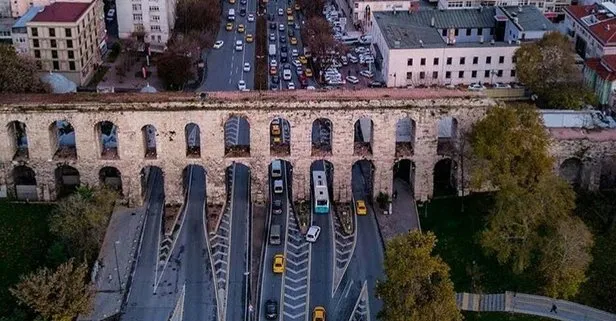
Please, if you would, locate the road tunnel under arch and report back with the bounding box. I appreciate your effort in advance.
[55,165,80,199]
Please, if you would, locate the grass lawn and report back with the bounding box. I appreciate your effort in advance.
[0,202,55,316]
[463,311,552,321]
[420,194,540,294]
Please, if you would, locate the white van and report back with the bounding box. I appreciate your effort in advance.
[228,8,235,21]
[271,160,282,178]
[274,179,283,194]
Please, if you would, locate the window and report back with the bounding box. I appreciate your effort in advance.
[420,71,425,79]
[50,39,57,48]
[497,70,503,77]
[132,4,141,10]
[486,56,492,64]
[478,28,483,36]
[454,29,459,36]
[149,5,159,11]
[499,56,505,64]
[473,56,478,64]
[151,15,160,22]
[512,56,517,63]
[133,13,142,21]
[433,57,439,65]
[69,61,76,71]
[150,25,161,32]
[460,57,465,65]
[445,71,451,79]
[446,57,452,65]
[458,71,464,78]
[34,49,40,58]
[52,60,59,70]
[407,58,413,66]
[510,69,516,77]
[441,29,447,36]
[484,70,490,77]
[420,58,426,66]
[30,27,37,37]
[471,70,477,78]
[406,72,412,79]
[49,28,55,37]
[432,71,438,79]
[466,28,472,36]
[51,50,58,59]
[32,39,39,48]
[67,40,73,48]
[68,50,74,59]
[65,28,72,37]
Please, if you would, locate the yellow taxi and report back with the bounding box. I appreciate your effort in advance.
[355,200,367,215]
[229,0,235,3]
[299,55,307,64]
[273,254,285,273]
[226,23,233,31]
[313,307,325,321]
[287,7,293,15]
[273,136,281,144]
[287,15,294,23]
[290,37,297,45]
[246,34,254,42]
[237,24,245,33]
[294,3,300,10]
[304,68,313,77]
[271,124,281,136]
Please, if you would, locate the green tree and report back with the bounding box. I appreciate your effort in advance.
[377,231,461,321]
[10,259,93,321]
[469,104,553,189]
[514,32,596,109]
[0,44,46,93]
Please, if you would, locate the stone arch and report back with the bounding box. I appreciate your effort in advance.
[140,166,164,200]
[55,165,80,198]
[354,117,374,156]
[142,124,157,159]
[311,118,332,156]
[95,121,119,159]
[224,115,251,157]
[395,117,416,157]
[12,165,37,200]
[437,116,458,156]
[559,157,583,187]
[49,120,76,160]
[352,159,375,203]
[7,120,29,161]
[182,164,207,197]
[433,158,457,197]
[600,156,616,190]
[185,123,201,158]
[99,166,123,194]
[394,159,415,195]
[270,117,291,156]
[310,159,334,212]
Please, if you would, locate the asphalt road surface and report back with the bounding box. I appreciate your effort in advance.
[201,0,257,91]
[226,163,252,321]
[224,116,251,147]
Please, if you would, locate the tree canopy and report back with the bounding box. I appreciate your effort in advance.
[0,44,46,93]
[514,32,596,109]
[376,231,461,321]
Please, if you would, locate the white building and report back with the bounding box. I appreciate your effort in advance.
[370,6,556,87]
[564,2,616,59]
[117,0,177,51]
[11,6,41,54]
[437,0,573,17]
[340,0,419,28]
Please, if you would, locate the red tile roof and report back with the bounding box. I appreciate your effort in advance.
[565,4,616,45]
[585,56,616,81]
[31,2,93,23]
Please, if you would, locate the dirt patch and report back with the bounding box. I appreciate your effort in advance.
[206,204,223,234]
[395,142,413,157]
[163,204,181,235]
[295,201,309,234]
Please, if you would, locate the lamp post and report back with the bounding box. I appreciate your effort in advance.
[113,240,123,292]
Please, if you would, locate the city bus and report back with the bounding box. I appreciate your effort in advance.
[312,171,330,214]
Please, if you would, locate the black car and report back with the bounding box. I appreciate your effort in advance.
[280,52,288,63]
[280,45,288,52]
[240,0,247,4]
[265,300,278,320]
[368,81,385,88]
[288,29,294,37]
[240,8,246,16]
[272,75,280,84]
[279,36,286,43]
[268,13,274,21]
[270,83,279,90]
[269,22,276,30]
[273,199,282,214]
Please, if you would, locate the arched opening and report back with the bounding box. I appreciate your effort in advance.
[140,166,164,200]
[433,158,458,197]
[54,165,80,198]
[95,121,119,159]
[559,157,583,187]
[224,116,251,157]
[49,120,76,160]
[185,123,201,158]
[354,117,374,156]
[352,160,374,204]
[311,118,332,156]
[310,160,334,213]
[437,116,458,156]
[99,166,123,193]
[142,124,157,159]
[12,165,37,200]
[600,156,616,191]
[8,121,29,161]
[395,117,416,157]
[393,159,415,196]
[270,117,291,156]
[182,164,206,197]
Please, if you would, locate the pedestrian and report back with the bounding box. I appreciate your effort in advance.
[392,190,397,200]
[550,304,557,314]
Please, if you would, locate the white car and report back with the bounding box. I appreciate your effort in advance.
[493,82,511,89]
[306,85,316,90]
[306,225,321,243]
[269,33,276,41]
[243,62,251,72]
[288,82,296,90]
[278,8,283,15]
[235,40,243,51]
[213,40,224,49]
[106,8,115,21]
[292,59,302,67]
[468,83,485,91]
[270,59,278,67]
[248,13,255,22]
[283,69,292,81]
[291,49,299,57]
[238,80,246,90]
[279,24,285,31]
[346,76,359,84]
[359,70,374,78]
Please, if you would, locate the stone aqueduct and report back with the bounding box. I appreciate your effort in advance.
[0,91,615,206]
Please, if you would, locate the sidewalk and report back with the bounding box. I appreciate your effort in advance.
[374,178,421,240]
[80,206,146,321]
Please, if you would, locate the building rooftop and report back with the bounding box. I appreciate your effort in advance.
[0,18,15,33]
[499,6,554,32]
[565,2,616,46]
[30,2,92,23]
[13,6,43,29]
[541,109,616,128]
[585,55,616,81]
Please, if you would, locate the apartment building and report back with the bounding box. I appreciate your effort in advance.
[11,6,41,54]
[117,0,177,51]
[437,0,574,17]
[583,54,616,105]
[26,1,102,85]
[564,2,616,58]
[370,6,555,87]
[340,0,419,27]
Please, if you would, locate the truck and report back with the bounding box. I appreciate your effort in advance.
[268,44,276,57]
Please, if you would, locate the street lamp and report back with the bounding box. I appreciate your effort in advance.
[113,240,123,292]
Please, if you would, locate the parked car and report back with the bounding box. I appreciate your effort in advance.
[368,80,384,88]
[493,82,512,89]
[238,80,246,90]
[359,70,373,78]
[243,62,251,72]
[345,76,359,84]
[468,83,485,91]
[306,225,321,242]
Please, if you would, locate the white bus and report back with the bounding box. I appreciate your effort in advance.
[312,171,330,214]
